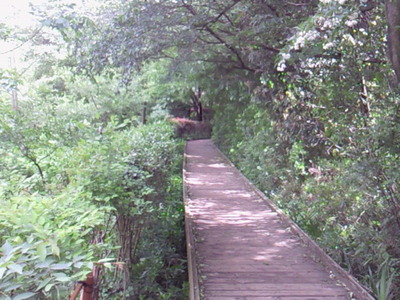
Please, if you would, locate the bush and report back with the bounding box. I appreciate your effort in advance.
[0,92,187,299]
[0,192,108,299]
[169,118,212,140]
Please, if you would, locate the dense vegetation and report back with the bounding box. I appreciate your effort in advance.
[1,0,400,299]
[0,49,187,299]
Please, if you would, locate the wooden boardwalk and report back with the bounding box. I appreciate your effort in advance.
[183,139,374,300]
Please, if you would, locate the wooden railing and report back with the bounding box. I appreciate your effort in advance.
[69,273,95,300]
[70,265,101,300]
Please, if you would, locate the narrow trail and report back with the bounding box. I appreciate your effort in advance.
[183,139,373,300]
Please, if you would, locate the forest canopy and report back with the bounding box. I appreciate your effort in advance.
[1,0,400,299]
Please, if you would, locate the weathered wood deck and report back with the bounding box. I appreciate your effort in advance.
[183,139,374,300]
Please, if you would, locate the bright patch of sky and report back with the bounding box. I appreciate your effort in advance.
[0,1,98,67]
[0,1,99,27]
[0,1,46,68]
[0,0,100,70]
[0,0,46,27]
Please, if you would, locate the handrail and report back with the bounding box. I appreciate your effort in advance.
[69,282,84,300]
[183,144,201,300]
[69,274,94,300]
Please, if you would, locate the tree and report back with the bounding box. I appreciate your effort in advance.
[385,0,400,83]
[41,1,314,82]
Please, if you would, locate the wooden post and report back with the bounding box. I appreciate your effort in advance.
[69,283,84,300]
[142,102,147,124]
[80,274,94,300]
[70,273,95,300]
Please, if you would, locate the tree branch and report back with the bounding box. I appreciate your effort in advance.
[0,26,44,55]
[286,1,312,6]
[21,149,45,184]
[204,0,242,27]
[261,44,281,53]
[182,2,255,72]
[360,1,377,13]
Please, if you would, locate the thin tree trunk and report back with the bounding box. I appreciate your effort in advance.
[385,0,400,83]
[12,90,18,111]
[142,102,147,124]
[197,102,203,122]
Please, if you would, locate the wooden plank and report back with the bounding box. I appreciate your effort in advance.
[205,283,346,290]
[183,143,201,300]
[212,142,375,300]
[183,140,374,300]
[208,291,348,297]
[212,297,346,300]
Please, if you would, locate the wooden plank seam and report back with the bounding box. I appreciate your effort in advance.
[183,144,201,300]
[210,142,375,300]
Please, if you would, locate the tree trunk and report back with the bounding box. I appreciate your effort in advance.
[142,102,147,124]
[12,90,18,110]
[386,0,400,83]
[197,102,203,122]
[190,88,204,121]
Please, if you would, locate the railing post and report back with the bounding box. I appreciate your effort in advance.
[69,283,84,300]
[80,274,94,300]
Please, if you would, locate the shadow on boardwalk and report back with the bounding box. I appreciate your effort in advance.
[183,139,374,300]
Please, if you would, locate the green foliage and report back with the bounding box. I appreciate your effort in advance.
[0,193,103,299]
[212,79,400,298]
[373,257,397,300]
[0,70,22,93]
[4,0,400,298]
[0,57,187,298]
[130,174,188,299]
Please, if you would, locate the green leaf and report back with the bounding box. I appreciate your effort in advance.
[8,263,23,274]
[35,261,51,269]
[72,255,86,263]
[5,283,23,292]
[98,257,115,263]
[2,241,13,256]
[26,235,34,244]
[50,263,71,270]
[20,242,31,254]
[0,267,7,279]
[53,272,70,282]
[51,244,60,257]
[13,292,36,300]
[44,283,54,292]
[36,244,47,262]
[36,278,52,291]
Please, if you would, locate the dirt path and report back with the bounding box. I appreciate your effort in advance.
[183,139,373,300]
